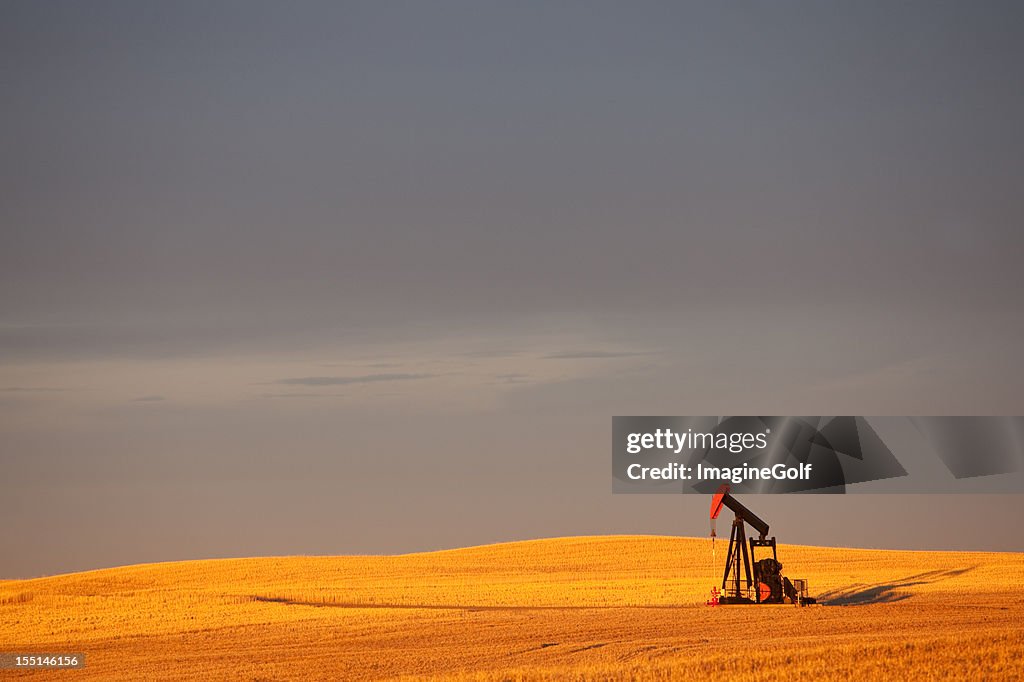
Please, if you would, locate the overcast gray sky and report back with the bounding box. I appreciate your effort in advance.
[2,1,1023,577]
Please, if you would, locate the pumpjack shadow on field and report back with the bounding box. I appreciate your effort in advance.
[816,567,976,605]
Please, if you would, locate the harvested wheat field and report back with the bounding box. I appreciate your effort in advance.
[2,535,1022,680]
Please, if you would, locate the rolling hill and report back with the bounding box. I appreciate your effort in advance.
[2,536,1022,680]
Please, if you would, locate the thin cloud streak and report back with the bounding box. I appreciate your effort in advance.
[275,373,434,386]
[260,393,347,399]
[494,373,531,384]
[1,386,71,392]
[543,351,651,360]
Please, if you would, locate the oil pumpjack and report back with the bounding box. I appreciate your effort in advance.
[708,484,815,605]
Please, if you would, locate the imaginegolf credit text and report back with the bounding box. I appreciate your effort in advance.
[626,461,813,483]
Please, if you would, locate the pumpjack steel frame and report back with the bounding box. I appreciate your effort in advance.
[711,484,779,604]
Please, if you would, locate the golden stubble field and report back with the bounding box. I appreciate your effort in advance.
[2,536,1022,680]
